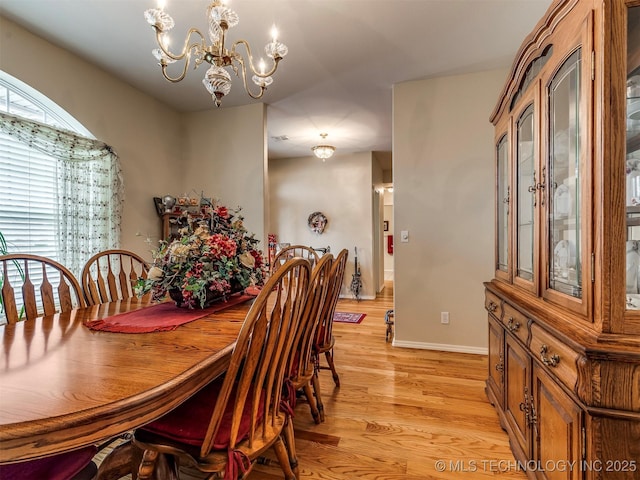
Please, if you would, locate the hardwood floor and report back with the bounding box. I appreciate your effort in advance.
[251,281,526,479]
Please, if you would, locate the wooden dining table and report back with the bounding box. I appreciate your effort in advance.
[0,296,254,464]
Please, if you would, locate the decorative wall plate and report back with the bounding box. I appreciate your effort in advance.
[553,239,575,278]
[308,211,328,234]
[553,184,572,218]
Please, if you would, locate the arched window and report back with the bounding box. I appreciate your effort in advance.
[0,71,123,276]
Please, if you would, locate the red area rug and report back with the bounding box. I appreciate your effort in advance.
[333,312,366,324]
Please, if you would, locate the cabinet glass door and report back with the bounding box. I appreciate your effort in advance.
[548,49,582,298]
[516,105,536,284]
[626,6,640,310]
[497,134,509,275]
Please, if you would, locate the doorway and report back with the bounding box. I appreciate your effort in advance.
[383,186,394,282]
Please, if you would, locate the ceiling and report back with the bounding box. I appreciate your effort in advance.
[0,0,552,162]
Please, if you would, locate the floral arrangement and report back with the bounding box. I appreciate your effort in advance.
[136,202,266,308]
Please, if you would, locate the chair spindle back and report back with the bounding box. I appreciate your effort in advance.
[0,254,85,324]
[271,245,319,273]
[81,249,149,305]
[200,257,311,457]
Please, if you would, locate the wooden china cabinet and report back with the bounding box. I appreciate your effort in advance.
[485,1,640,478]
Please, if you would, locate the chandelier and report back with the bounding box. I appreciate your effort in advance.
[144,0,288,107]
[311,133,336,161]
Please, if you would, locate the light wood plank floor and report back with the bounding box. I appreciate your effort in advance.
[250,281,526,480]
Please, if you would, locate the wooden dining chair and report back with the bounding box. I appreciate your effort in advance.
[0,254,124,479]
[81,249,149,306]
[312,248,348,421]
[80,249,150,480]
[132,257,311,480]
[0,254,86,324]
[282,253,334,424]
[271,244,319,273]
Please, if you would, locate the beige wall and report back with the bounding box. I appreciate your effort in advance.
[269,152,377,299]
[181,104,267,246]
[393,69,507,353]
[0,16,182,260]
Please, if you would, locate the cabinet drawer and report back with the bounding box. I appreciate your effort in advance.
[502,303,529,345]
[485,291,502,319]
[530,324,580,393]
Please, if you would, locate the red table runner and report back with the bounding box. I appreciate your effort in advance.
[84,294,254,333]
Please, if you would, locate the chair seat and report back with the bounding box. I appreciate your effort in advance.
[293,367,314,385]
[139,377,264,449]
[0,446,97,480]
[136,418,288,470]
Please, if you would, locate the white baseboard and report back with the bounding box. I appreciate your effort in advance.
[391,339,487,355]
[338,294,376,300]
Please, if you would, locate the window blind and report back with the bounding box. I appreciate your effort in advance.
[0,131,59,259]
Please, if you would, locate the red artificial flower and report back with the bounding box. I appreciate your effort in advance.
[215,206,229,218]
[207,233,237,259]
[250,250,263,268]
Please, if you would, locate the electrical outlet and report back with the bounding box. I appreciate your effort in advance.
[441,312,450,324]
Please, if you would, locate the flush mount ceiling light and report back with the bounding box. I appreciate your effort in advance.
[144,0,288,107]
[311,133,336,161]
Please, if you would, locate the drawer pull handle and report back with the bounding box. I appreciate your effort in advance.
[519,387,535,426]
[506,317,521,332]
[519,400,528,413]
[487,301,498,313]
[540,344,560,367]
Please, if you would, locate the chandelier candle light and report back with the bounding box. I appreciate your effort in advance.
[144,0,288,107]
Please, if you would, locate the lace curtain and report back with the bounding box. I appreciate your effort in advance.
[0,111,123,275]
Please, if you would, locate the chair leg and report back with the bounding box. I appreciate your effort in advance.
[96,441,143,480]
[282,419,299,478]
[302,382,321,424]
[324,349,340,387]
[311,370,325,422]
[137,450,179,480]
[272,435,298,480]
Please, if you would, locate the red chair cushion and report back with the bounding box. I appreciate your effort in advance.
[141,377,264,448]
[0,446,97,480]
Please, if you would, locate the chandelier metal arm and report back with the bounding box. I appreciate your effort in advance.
[231,39,281,78]
[153,28,208,83]
[232,55,267,99]
[160,57,191,84]
[153,27,206,62]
